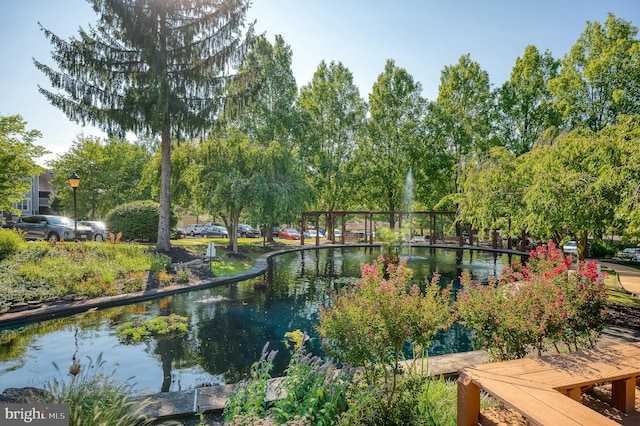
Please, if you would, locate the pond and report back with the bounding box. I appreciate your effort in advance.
[0,246,514,394]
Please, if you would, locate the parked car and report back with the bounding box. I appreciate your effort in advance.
[238,224,261,238]
[184,224,206,237]
[15,215,92,242]
[303,229,323,239]
[171,228,186,240]
[280,228,300,240]
[77,220,109,242]
[618,247,640,262]
[272,226,280,238]
[204,224,228,238]
[562,240,578,255]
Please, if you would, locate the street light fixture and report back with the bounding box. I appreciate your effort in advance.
[68,172,80,240]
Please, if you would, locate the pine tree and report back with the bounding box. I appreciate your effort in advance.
[34,0,255,250]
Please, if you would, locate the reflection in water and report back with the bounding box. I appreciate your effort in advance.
[0,247,510,393]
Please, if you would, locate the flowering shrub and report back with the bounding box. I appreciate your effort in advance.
[456,241,608,360]
[317,257,452,412]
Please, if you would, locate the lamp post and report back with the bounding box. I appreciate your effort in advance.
[68,172,80,240]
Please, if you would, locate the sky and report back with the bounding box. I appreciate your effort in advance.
[1,0,639,165]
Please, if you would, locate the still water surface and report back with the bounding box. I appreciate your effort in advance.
[0,247,512,394]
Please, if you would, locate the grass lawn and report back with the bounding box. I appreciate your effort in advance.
[171,236,280,276]
[602,268,640,308]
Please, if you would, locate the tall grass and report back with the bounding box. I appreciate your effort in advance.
[43,354,156,426]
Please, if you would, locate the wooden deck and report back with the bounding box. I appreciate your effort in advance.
[457,342,640,426]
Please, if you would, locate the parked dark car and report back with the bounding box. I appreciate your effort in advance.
[77,220,109,242]
[15,215,92,242]
[238,224,261,238]
[204,225,228,238]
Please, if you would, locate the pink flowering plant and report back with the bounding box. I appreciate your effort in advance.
[456,241,608,361]
[317,257,452,410]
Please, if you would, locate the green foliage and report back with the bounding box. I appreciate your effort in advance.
[317,258,452,414]
[549,13,640,131]
[223,343,276,424]
[106,200,177,242]
[150,253,171,272]
[590,238,616,258]
[198,130,269,253]
[272,337,353,425]
[354,59,427,218]
[35,0,256,251]
[117,314,188,343]
[0,242,154,313]
[495,45,560,156]
[0,114,48,214]
[43,354,155,426]
[0,228,27,260]
[47,136,151,219]
[175,267,191,283]
[456,241,609,360]
[341,375,470,426]
[224,335,355,426]
[295,60,367,212]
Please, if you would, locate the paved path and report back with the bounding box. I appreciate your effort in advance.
[600,261,640,296]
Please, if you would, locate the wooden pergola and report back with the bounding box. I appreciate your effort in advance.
[300,210,459,246]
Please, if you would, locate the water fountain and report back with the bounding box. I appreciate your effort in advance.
[402,169,426,261]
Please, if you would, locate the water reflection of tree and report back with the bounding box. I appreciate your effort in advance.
[0,304,145,363]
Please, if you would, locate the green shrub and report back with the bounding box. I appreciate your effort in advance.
[105,200,177,242]
[150,253,171,272]
[590,238,616,258]
[0,228,26,260]
[175,267,191,283]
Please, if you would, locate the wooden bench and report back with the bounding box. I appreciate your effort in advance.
[457,342,640,426]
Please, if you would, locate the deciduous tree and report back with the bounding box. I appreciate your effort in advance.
[355,60,426,227]
[49,136,150,219]
[0,115,47,215]
[295,61,367,233]
[548,13,640,131]
[496,45,561,156]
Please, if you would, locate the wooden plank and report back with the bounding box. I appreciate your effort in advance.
[471,375,617,426]
[611,377,636,413]
[456,373,480,426]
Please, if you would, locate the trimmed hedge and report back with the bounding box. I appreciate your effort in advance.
[105,200,177,242]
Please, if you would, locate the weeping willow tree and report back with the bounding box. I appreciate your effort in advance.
[34,0,255,251]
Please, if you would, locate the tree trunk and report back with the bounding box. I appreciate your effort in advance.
[156,11,171,252]
[156,124,172,251]
[579,230,589,262]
